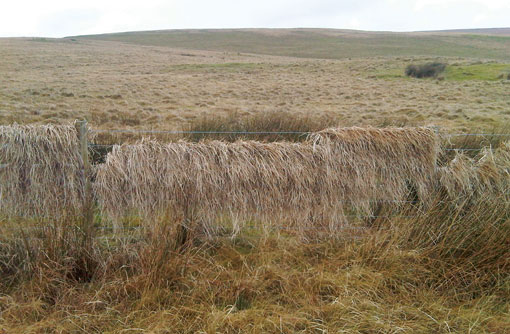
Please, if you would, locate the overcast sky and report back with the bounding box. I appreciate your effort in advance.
[1,0,509,37]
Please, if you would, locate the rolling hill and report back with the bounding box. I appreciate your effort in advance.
[73,28,510,61]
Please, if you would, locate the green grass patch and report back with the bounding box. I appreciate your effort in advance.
[374,70,406,79]
[373,67,407,80]
[445,63,510,81]
[376,63,510,81]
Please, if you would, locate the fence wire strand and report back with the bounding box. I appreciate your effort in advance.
[89,128,510,136]
[87,143,493,152]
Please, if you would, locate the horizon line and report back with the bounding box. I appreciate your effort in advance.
[2,26,510,39]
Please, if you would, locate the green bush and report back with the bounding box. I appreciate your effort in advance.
[405,62,447,78]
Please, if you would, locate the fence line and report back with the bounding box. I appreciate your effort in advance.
[3,124,509,220]
[0,163,444,171]
[448,133,510,137]
[87,143,493,152]
[5,212,510,234]
[0,220,401,233]
[90,128,510,137]
[79,126,510,235]
[87,129,510,154]
[90,129,311,135]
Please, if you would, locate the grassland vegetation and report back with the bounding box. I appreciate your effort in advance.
[1,125,509,333]
[184,110,336,142]
[1,179,509,332]
[74,28,510,61]
[1,29,510,332]
[2,39,510,133]
[380,61,510,82]
[446,63,510,81]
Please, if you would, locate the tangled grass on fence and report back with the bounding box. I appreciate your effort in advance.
[308,127,440,205]
[0,124,87,218]
[438,141,510,205]
[94,127,440,237]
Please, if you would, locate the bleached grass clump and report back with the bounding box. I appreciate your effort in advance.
[308,127,441,205]
[0,124,86,218]
[95,127,440,235]
[95,140,338,235]
[438,141,510,204]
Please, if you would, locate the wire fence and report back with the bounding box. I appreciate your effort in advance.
[89,128,510,137]
[2,126,510,236]
[87,143,496,152]
[91,129,313,135]
[88,129,510,153]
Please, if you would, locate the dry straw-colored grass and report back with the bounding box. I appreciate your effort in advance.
[3,38,510,134]
[0,124,86,217]
[438,141,510,204]
[2,127,510,333]
[94,127,440,235]
[308,127,441,204]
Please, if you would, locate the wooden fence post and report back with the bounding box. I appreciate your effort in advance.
[75,120,94,234]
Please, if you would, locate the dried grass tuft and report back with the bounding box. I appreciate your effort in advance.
[0,124,87,217]
[308,126,441,204]
[95,127,440,236]
[438,141,510,205]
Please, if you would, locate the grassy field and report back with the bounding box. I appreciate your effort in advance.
[1,34,510,136]
[1,29,510,333]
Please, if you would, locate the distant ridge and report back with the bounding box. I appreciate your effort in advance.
[73,28,510,61]
[416,27,510,35]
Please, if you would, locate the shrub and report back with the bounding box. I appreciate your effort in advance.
[405,62,447,78]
